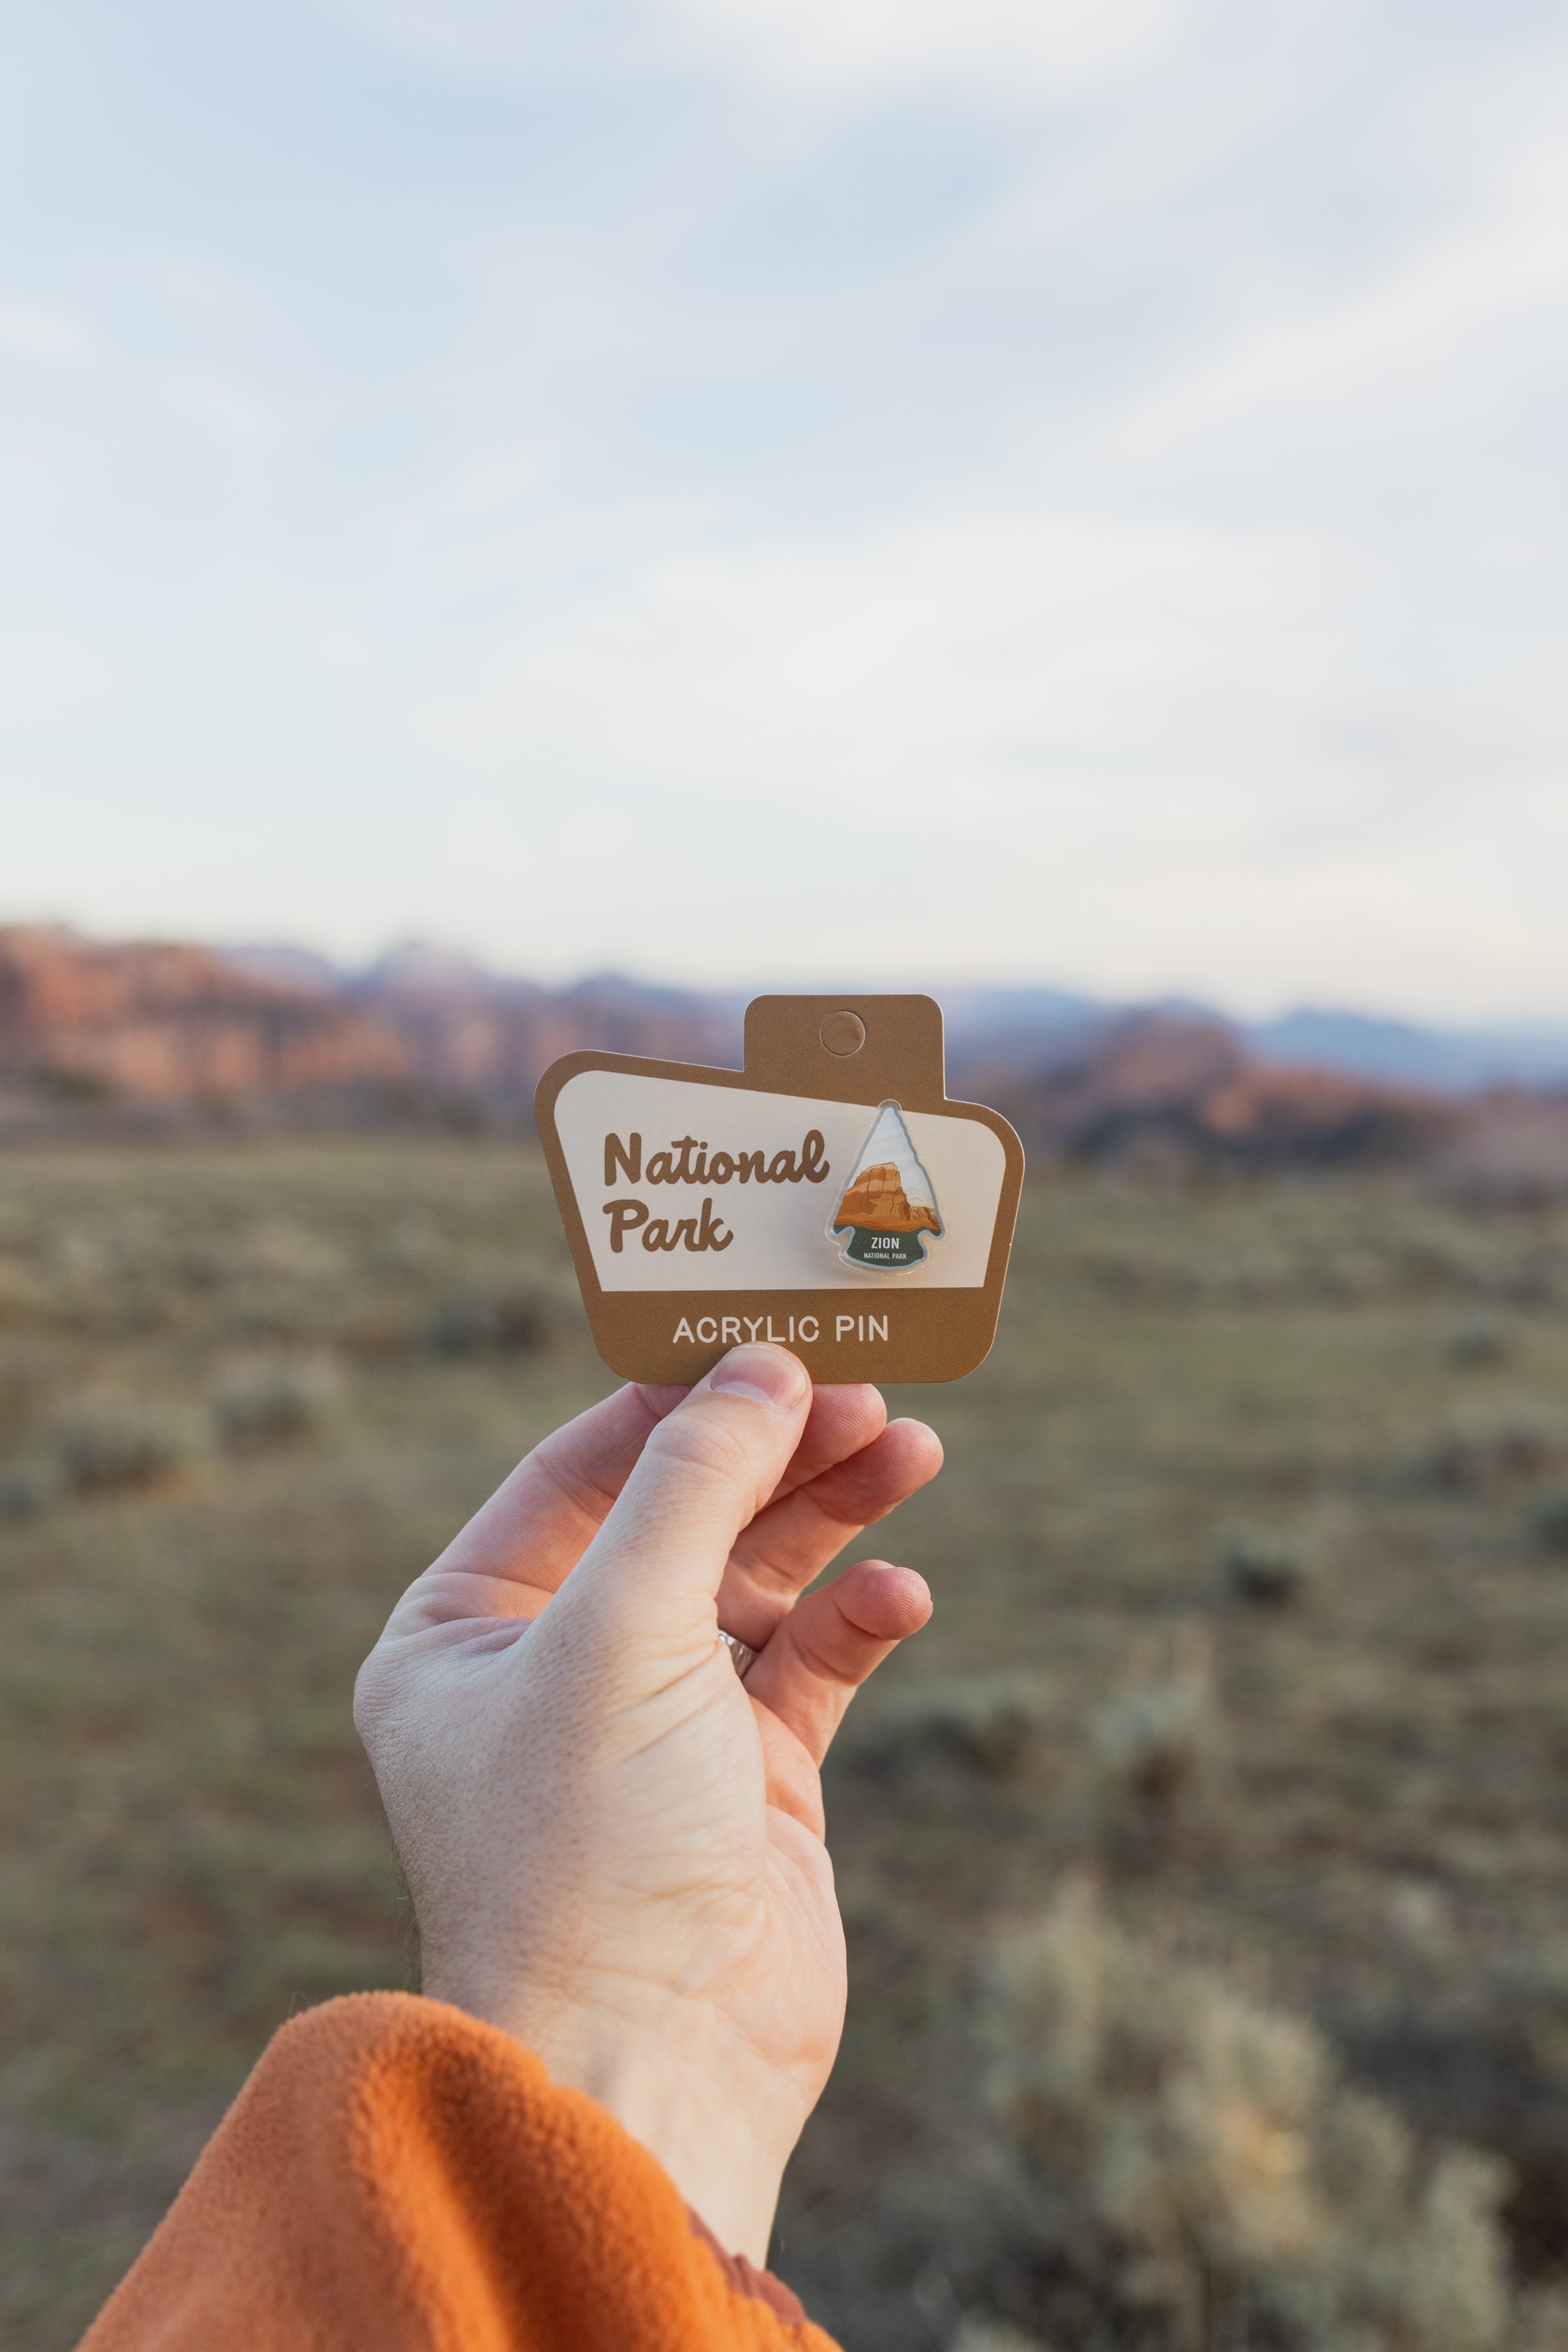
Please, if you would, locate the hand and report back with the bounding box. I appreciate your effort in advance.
[353,1345,940,2263]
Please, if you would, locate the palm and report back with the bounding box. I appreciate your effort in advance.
[357,1357,939,2262]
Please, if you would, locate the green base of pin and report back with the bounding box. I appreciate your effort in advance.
[838,1224,933,1269]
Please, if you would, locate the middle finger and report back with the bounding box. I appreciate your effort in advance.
[715,1417,942,1645]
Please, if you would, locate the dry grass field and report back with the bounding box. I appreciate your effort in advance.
[5,1139,1568,2349]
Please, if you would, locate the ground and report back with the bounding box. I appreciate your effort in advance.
[3,1139,1568,2349]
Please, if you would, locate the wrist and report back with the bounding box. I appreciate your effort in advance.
[421,1966,802,2264]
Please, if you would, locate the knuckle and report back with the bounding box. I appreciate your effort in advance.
[645,1405,753,1486]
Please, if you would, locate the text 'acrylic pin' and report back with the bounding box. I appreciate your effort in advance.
[534,994,1025,1383]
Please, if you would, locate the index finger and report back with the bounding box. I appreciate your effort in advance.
[394,1370,890,1628]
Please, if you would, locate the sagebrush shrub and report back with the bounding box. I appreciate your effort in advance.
[1529,1491,1568,1558]
[212,1352,342,1446]
[0,1459,58,1519]
[842,1674,1056,1782]
[987,1881,1512,2352]
[425,1282,557,1356]
[1091,1629,1216,1816]
[1448,1315,1514,1369]
[1221,1529,1311,1607]
[950,2321,1051,2352]
[1421,1404,1568,1491]
[51,1397,204,1493]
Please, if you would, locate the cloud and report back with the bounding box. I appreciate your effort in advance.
[328,0,1214,99]
[0,300,96,368]
[4,0,1568,1018]
[662,0,1205,101]
[258,463,1552,1013]
[413,503,1328,807]
[1097,100,1568,471]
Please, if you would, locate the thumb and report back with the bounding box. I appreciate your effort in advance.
[550,1345,812,1649]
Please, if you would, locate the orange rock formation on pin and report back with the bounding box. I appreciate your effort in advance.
[832,1161,940,1234]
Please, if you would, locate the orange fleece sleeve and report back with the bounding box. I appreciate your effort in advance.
[79,1990,839,2352]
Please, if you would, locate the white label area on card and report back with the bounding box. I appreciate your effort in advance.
[552,1069,1006,1293]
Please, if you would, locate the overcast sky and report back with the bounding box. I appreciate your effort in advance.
[2,0,1566,1016]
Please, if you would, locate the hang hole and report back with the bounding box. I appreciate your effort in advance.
[820,1011,865,1056]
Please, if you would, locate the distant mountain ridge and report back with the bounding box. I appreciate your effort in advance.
[3,926,1567,1176]
[1242,1006,1568,1092]
[939,989,1568,1094]
[0,927,742,1126]
[226,944,1568,1096]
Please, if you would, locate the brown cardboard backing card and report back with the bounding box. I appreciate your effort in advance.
[535,995,1024,1384]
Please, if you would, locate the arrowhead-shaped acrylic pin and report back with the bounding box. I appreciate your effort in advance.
[831,1101,944,1269]
[535,994,1024,1383]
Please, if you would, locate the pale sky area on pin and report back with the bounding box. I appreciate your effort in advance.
[2,0,1566,1017]
[852,1105,938,1214]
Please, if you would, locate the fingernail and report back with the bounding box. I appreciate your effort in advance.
[707,1344,808,1412]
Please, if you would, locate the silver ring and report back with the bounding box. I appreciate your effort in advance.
[717,1628,759,1679]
